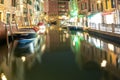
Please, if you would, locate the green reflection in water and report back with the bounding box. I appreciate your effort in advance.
[70,32,85,70]
[71,34,84,54]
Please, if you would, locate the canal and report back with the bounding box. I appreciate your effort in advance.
[0,26,120,80]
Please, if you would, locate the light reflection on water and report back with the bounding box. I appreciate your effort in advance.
[0,29,120,80]
[70,31,120,80]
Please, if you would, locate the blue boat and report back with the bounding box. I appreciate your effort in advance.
[13,38,36,57]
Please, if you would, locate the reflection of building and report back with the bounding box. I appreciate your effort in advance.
[46,29,70,51]
[69,31,120,79]
[78,36,120,79]
[48,30,61,51]
[81,41,120,79]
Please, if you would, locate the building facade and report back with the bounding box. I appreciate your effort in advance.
[0,0,41,26]
[0,0,16,24]
[58,0,69,16]
[44,0,58,16]
[44,0,70,22]
[44,0,58,22]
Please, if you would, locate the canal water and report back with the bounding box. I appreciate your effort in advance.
[0,27,120,80]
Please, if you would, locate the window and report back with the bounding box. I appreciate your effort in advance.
[81,4,83,10]
[81,3,86,10]
[12,0,16,7]
[84,2,87,9]
[35,5,39,11]
[6,13,10,24]
[101,3,103,11]
[111,0,115,8]
[23,8,27,14]
[118,0,120,4]
[0,12,2,21]
[92,4,94,11]
[88,0,91,11]
[29,9,32,16]
[97,3,99,10]
[105,0,108,9]
[27,0,32,5]
[12,14,15,21]
[0,0,4,4]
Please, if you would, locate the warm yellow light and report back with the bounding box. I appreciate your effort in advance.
[59,27,62,31]
[108,43,114,51]
[72,41,75,46]
[21,56,26,62]
[41,0,44,3]
[66,33,69,38]
[1,73,7,80]
[101,60,107,67]
[97,0,101,3]
[41,44,46,53]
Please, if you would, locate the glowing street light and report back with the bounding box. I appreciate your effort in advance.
[97,0,101,4]
[101,60,107,67]
[1,73,7,80]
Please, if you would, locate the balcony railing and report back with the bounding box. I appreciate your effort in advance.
[89,23,120,34]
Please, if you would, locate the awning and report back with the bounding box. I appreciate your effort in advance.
[102,11,112,15]
[102,9,115,16]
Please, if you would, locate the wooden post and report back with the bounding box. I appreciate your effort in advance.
[112,24,115,33]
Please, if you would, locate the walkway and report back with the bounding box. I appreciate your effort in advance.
[87,23,120,44]
[88,23,120,37]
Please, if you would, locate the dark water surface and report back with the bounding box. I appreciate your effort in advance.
[0,27,120,80]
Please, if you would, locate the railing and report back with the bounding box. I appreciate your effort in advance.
[5,22,19,48]
[89,23,120,34]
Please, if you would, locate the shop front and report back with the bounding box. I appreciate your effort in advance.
[87,12,102,29]
[102,10,117,24]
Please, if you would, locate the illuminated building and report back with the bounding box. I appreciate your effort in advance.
[0,0,16,24]
[44,0,70,22]
[58,0,69,16]
[102,0,117,24]
[0,0,41,26]
[44,0,58,16]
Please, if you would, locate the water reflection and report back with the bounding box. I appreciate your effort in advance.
[70,31,120,80]
[46,29,70,52]
[0,43,11,80]
[0,34,46,80]
[1,28,120,80]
